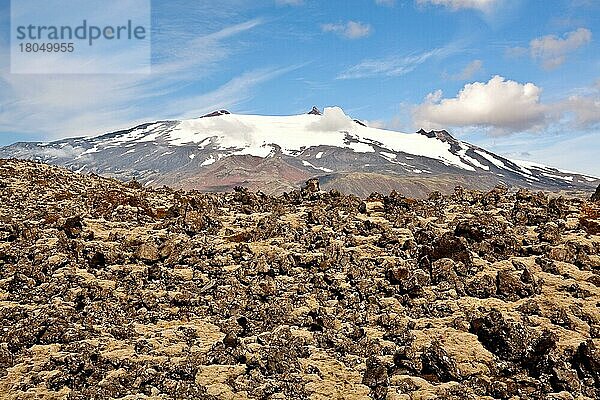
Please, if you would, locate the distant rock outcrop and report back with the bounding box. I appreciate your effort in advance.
[303,178,320,193]
[308,106,322,115]
[200,109,231,118]
[417,128,461,151]
[417,128,455,139]
[592,185,600,202]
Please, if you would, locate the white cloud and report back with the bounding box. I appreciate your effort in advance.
[530,28,592,69]
[337,44,461,79]
[171,66,304,120]
[416,0,498,12]
[448,59,483,80]
[151,18,264,77]
[0,65,290,140]
[408,77,600,174]
[366,120,387,129]
[308,107,355,131]
[35,145,86,159]
[275,0,303,5]
[321,21,372,39]
[413,75,548,134]
[505,46,528,59]
[375,0,396,6]
[564,93,600,128]
[0,18,294,140]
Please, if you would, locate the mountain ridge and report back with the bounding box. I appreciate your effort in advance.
[1,106,597,197]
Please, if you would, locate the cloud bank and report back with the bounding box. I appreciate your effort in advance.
[337,44,460,79]
[0,18,291,140]
[416,0,498,13]
[413,75,600,137]
[375,0,396,6]
[565,92,600,129]
[413,75,548,134]
[308,107,355,131]
[530,28,592,69]
[275,0,303,5]
[321,21,372,39]
[448,59,483,80]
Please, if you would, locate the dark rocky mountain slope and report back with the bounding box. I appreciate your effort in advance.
[1,107,597,197]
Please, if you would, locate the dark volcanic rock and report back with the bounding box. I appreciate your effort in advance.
[573,340,600,391]
[307,106,322,115]
[470,309,531,362]
[421,341,461,382]
[201,109,231,118]
[0,159,598,399]
[592,185,600,202]
[302,178,320,193]
[363,356,389,387]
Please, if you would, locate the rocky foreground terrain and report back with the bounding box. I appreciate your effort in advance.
[0,158,599,400]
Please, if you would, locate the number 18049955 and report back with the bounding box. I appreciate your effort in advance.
[19,43,75,53]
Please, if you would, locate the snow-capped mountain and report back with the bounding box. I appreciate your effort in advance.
[1,107,597,197]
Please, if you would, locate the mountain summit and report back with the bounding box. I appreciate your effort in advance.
[308,106,322,115]
[1,107,597,197]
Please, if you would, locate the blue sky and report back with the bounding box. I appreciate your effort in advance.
[0,0,599,175]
